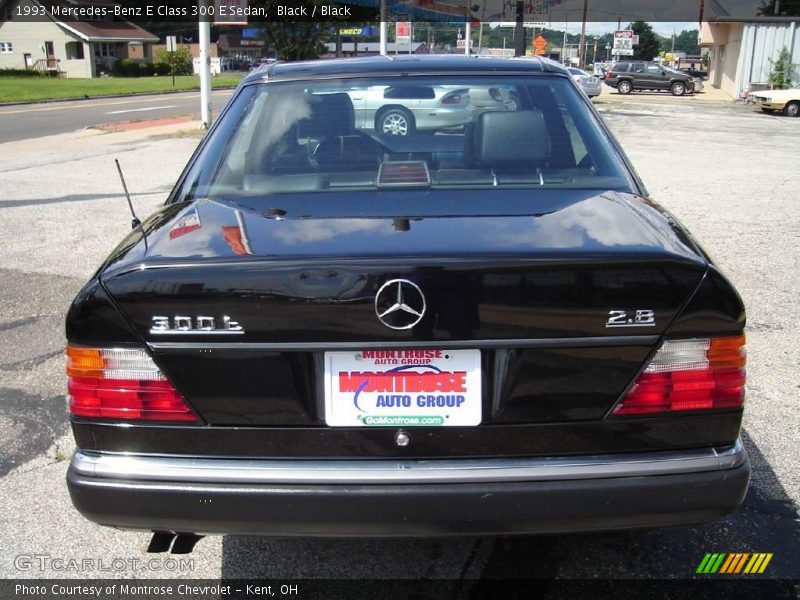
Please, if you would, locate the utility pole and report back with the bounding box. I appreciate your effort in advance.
[579,0,588,67]
[514,0,525,57]
[562,18,568,64]
[465,20,471,55]
[379,0,387,56]
[198,0,211,130]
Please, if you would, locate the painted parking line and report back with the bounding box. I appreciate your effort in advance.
[105,105,178,115]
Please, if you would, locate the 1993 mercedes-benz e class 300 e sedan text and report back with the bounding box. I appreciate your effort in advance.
[66,56,749,539]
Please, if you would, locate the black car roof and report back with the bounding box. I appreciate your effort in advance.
[242,54,569,84]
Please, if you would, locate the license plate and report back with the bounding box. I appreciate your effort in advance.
[324,349,482,427]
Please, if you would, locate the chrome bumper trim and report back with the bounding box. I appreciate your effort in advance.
[71,439,745,485]
[147,336,659,352]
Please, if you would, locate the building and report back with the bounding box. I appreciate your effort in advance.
[150,42,220,61]
[217,32,270,63]
[0,0,158,77]
[321,42,429,58]
[700,18,799,99]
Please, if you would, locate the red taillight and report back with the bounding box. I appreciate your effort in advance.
[66,346,197,422]
[612,335,746,416]
[605,71,613,79]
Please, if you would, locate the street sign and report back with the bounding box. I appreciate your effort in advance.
[497,22,548,28]
[395,21,411,45]
[533,34,547,55]
[166,36,177,52]
[613,29,636,56]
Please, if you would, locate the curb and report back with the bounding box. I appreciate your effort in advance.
[0,85,238,108]
[94,110,222,133]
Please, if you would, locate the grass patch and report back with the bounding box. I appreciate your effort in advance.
[0,75,244,104]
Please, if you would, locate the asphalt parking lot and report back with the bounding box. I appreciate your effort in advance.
[0,93,797,590]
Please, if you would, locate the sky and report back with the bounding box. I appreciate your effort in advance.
[581,21,698,36]
[492,22,700,36]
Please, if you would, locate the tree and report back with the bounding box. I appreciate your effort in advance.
[627,21,660,61]
[768,46,796,89]
[248,0,364,61]
[673,29,701,55]
[758,0,800,16]
[154,46,193,76]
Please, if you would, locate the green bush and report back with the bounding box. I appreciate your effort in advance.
[113,58,138,77]
[112,58,160,77]
[768,46,796,89]
[154,46,193,76]
[0,68,42,77]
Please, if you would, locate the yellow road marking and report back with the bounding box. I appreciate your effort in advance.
[0,90,233,116]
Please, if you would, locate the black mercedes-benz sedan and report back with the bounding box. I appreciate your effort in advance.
[66,56,749,538]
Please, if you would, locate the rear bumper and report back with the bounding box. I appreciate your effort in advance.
[581,84,602,97]
[67,441,750,536]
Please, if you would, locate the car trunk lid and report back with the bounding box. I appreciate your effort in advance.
[100,191,707,429]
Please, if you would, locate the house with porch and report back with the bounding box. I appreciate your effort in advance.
[0,0,158,77]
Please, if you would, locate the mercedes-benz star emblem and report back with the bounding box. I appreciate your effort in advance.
[374,279,426,330]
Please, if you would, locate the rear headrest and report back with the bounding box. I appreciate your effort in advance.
[298,93,355,138]
[473,110,549,165]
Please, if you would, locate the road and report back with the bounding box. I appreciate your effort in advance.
[0,97,797,595]
[0,89,234,143]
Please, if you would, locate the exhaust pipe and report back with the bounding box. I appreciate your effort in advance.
[147,532,204,554]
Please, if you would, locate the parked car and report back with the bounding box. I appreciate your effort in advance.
[248,57,277,72]
[751,85,800,117]
[592,62,610,77]
[680,67,707,80]
[567,67,602,98]
[347,85,474,135]
[604,60,697,96]
[66,55,749,540]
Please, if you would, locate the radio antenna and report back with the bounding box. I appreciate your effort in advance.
[115,159,141,230]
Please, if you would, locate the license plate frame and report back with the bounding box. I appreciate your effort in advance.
[323,349,482,427]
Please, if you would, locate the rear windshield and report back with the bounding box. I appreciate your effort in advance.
[177,75,633,200]
[610,62,630,72]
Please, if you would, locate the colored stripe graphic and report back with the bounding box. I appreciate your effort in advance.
[719,554,737,573]
[710,553,726,573]
[732,553,750,573]
[744,553,773,574]
[720,553,750,573]
[696,553,713,574]
[758,554,774,573]
[697,553,727,574]
[698,552,773,574]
